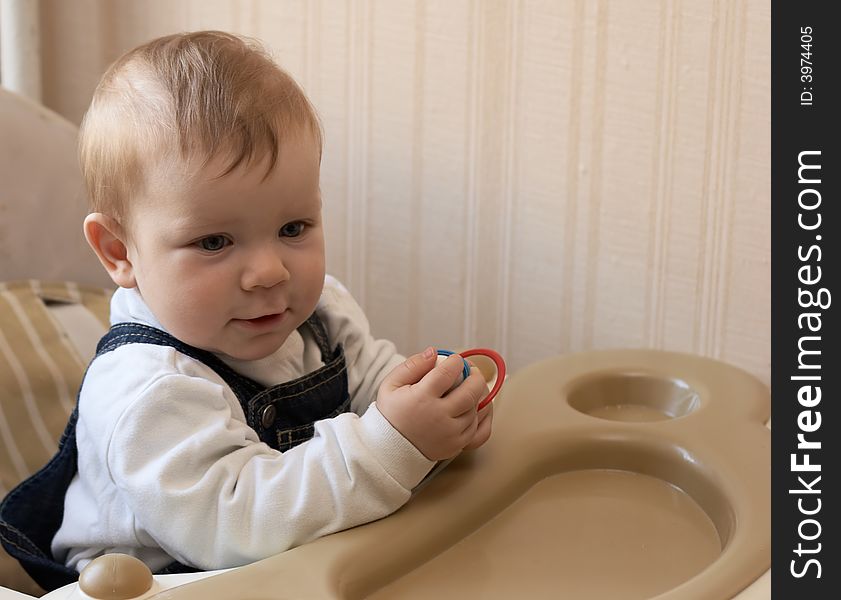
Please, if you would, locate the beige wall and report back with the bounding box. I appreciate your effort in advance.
[37,0,770,384]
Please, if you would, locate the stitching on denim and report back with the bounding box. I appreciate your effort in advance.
[251,347,344,398]
[247,362,347,422]
[277,397,350,434]
[249,360,346,406]
[277,427,314,451]
[279,423,316,436]
[98,324,177,350]
[0,524,47,557]
[272,396,351,449]
[302,313,332,358]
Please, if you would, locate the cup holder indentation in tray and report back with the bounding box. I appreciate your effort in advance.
[566,372,700,422]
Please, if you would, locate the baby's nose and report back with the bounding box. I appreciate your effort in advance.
[242,247,290,289]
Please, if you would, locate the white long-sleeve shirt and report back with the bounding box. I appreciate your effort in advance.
[51,275,434,572]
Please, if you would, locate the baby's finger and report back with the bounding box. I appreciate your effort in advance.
[464,407,493,450]
[381,347,437,393]
[456,409,479,441]
[417,353,468,397]
[444,368,487,416]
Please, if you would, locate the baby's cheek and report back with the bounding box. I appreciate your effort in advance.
[162,301,220,346]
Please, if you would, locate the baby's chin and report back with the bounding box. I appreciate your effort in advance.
[166,330,284,362]
[220,345,284,361]
[211,333,291,362]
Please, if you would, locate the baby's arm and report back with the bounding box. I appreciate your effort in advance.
[104,369,433,570]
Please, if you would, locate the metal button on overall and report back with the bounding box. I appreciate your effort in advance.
[260,404,277,428]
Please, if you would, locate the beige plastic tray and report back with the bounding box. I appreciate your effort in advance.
[93,349,771,600]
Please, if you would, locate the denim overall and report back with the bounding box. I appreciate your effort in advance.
[0,313,349,591]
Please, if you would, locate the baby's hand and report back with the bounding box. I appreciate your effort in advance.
[463,396,493,451]
[377,348,488,461]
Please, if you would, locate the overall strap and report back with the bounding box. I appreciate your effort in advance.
[97,312,336,400]
[299,312,334,360]
[96,323,264,399]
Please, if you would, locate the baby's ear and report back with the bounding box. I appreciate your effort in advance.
[83,213,137,288]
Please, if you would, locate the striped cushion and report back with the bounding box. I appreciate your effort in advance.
[0,280,112,594]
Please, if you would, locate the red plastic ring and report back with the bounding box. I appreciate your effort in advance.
[459,348,506,410]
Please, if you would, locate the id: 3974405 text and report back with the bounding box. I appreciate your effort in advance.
[800,26,814,106]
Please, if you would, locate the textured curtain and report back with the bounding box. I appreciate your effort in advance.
[31,0,770,383]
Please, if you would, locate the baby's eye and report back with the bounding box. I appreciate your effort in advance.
[197,235,230,252]
[279,222,306,238]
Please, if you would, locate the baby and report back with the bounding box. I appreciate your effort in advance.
[0,31,491,589]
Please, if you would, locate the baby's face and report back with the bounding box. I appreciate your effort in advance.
[123,132,325,360]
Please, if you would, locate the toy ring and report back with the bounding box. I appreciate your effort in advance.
[460,348,507,410]
[435,348,506,410]
[435,349,471,381]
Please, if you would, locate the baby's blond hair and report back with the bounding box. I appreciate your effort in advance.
[79,30,322,222]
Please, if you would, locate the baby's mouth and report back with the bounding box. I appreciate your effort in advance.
[235,310,287,327]
[247,314,281,324]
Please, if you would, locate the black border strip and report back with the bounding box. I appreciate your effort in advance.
[772,2,838,596]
